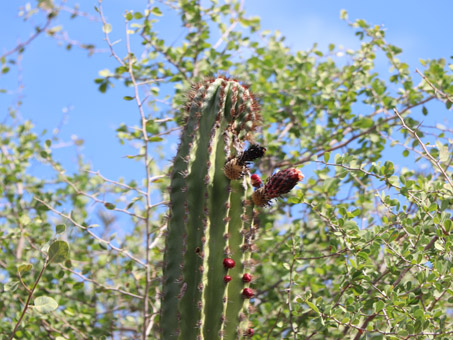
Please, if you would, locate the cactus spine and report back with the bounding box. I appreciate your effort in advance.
[162,77,261,340]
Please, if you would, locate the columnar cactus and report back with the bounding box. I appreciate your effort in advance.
[161,77,262,340]
[161,76,303,339]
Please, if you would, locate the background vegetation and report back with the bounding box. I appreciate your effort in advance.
[1,1,453,339]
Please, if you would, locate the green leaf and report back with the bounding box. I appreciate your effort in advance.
[324,152,330,163]
[306,300,320,315]
[374,300,385,312]
[48,240,69,263]
[434,240,445,251]
[340,9,348,20]
[104,202,116,210]
[55,224,66,234]
[19,215,31,225]
[444,219,452,232]
[99,69,113,77]
[102,23,112,34]
[17,263,32,274]
[73,281,84,290]
[34,296,58,314]
[123,96,134,101]
[4,281,19,292]
[151,7,162,16]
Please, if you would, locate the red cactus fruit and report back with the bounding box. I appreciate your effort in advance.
[245,328,254,337]
[223,258,235,269]
[242,273,252,283]
[224,275,232,283]
[250,174,262,188]
[242,288,254,298]
[252,168,304,206]
[265,168,304,198]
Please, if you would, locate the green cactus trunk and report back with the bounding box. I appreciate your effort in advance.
[161,77,261,340]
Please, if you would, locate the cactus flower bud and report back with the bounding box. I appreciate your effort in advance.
[242,273,252,282]
[224,275,232,283]
[242,288,254,298]
[250,174,262,188]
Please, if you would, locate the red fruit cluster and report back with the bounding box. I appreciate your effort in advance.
[245,328,254,337]
[223,258,235,269]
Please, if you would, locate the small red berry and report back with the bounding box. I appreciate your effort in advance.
[242,273,252,283]
[242,288,254,298]
[245,328,254,337]
[250,174,262,188]
[224,275,232,283]
[223,258,235,269]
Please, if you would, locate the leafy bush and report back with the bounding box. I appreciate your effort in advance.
[1,1,453,339]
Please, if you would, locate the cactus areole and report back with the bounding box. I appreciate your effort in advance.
[161,77,262,340]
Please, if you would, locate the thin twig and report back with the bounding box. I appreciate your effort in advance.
[8,261,48,340]
[416,68,453,103]
[212,0,245,49]
[124,16,154,340]
[98,0,125,66]
[393,107,453,190]
[1,18,52,59]
[60,264,144,299]
[33,197,147,267]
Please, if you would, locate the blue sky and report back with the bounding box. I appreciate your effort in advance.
[1,0,452,183]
